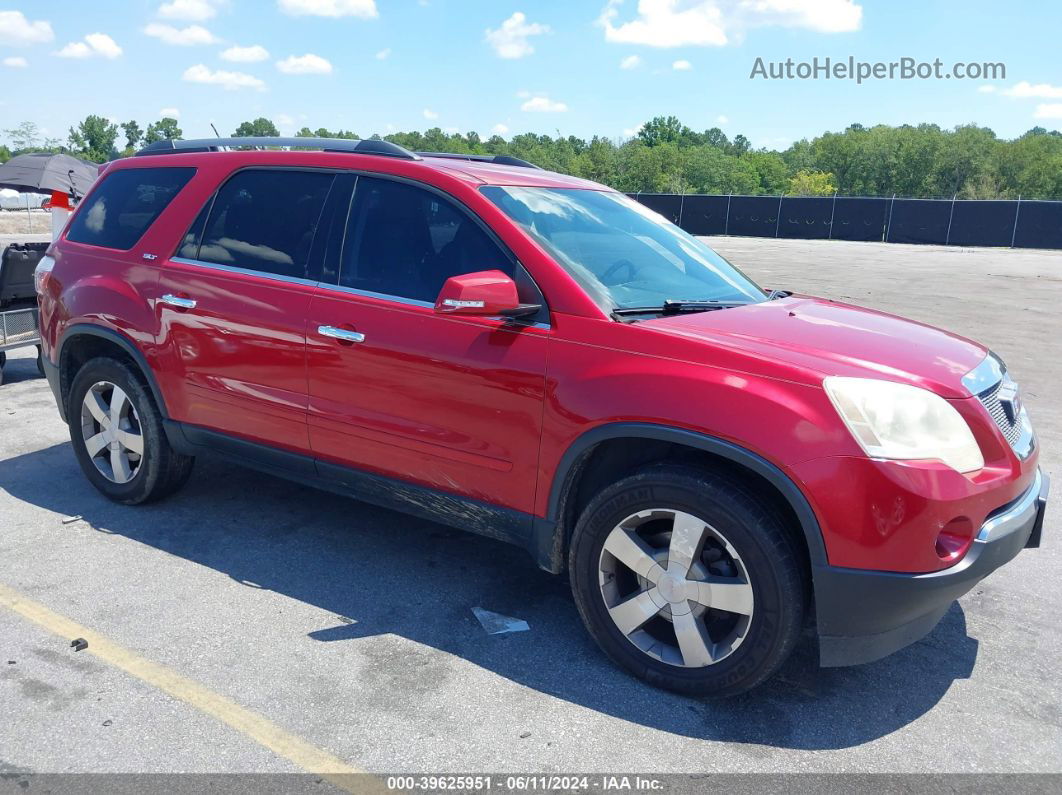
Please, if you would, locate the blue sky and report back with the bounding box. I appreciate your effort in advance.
[0,1,1059,150]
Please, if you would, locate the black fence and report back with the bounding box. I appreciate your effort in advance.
[627,193,1062,250]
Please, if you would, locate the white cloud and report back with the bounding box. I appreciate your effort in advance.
[623,122,644,138]
[492,123,510,135]
[716,114,728,124]
[276,113,295,131]
[2,56,28,68]
[486,12,550,59]
[521,94,568,113]
[183,63,265,90]
[672,59,692,70]
[1004,81,1062,99]
[159,107,180,118]
[1033,103,1062,120]
[221,44,269,62]
[976,84,996,94]
[278,0,378,18]
[144,23,218,46]
[56,33,123,59]
[620,54,642,69]
[0,11,54,46]
[375,48,391,60]
[423,108,439,120]
[598,0,862,48]
[276,53,333,74]
[158,0,218,21]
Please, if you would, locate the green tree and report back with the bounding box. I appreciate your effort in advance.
[296,126,358,139]
[728,134,751,156]
[638,116,689,147]
[121,121,143,150]
[743,151,788,194]
[233,117,280,137]
[68,115,119,162]
[144,117,182,144]
[787,169,838,196]
[3,121,41,151]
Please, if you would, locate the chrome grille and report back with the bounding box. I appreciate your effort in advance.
[978,378,1023,447]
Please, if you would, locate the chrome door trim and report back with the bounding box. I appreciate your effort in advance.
[317,282,434,309]
[170,256,321,289]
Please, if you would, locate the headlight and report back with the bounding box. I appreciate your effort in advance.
[823,377,984,473]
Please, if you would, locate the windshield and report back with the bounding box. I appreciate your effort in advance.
[481,186,765,311]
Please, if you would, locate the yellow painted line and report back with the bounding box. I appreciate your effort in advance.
[0,581,379,793]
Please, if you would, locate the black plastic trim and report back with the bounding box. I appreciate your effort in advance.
[415,152,541,170]
[172,423,535,551]
[542,422,829,568]
[815,508,1037,666]
[1026,471,1049,549]
[55,324,170,424]
[41,354,61,415]
[137,137,421,161]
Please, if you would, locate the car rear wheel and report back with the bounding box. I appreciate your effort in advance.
[68,357,194,504]
[569,464,807,696]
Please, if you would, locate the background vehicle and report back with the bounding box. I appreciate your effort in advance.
[35,137,1048,695]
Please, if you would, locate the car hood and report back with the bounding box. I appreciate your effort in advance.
[641,296,988,399]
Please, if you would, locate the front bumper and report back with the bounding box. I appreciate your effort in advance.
[815,468,1048,667]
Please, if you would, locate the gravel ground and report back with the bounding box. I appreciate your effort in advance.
[0,210,49,235]
[0,237,1059,779]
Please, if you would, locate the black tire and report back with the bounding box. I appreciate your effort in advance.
[36,346,45,378]
[569,464,807,697]
[68,356,194,504]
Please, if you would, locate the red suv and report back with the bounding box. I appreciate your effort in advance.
[36,137,1048,695]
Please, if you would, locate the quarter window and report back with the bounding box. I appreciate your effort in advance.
[66,167,195,251]
[340,177,511,303]
[195,169,334,279]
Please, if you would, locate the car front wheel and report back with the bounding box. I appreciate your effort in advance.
[569,465,807,696]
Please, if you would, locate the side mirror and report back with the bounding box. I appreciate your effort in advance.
[434,270,541,319]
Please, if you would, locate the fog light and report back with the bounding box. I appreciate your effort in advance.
[936,517,974,563]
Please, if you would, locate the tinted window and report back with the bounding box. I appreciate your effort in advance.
[66,167,195,250]
[198,169,334,279]
[177,200,212,260]
[340,177,511,302]
[482,186,764,311]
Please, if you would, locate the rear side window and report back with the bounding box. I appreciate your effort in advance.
[194,169,334,279]
[66,167,195,250]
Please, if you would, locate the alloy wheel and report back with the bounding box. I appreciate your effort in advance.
[79,381,144,484]
[598,508,754,667]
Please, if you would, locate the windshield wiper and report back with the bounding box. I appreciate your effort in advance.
[611,299,751,319]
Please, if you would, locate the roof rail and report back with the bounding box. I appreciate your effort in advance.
[414,152,541,170]
[136,137,422,161]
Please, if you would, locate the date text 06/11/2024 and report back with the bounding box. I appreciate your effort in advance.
[384,776,665,791]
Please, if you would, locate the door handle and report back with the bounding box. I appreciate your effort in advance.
[318,325,366,344]
[159,294,197,310]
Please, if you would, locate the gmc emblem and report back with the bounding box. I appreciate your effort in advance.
[997,379,1022,424]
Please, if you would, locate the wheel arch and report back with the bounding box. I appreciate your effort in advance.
[532,423,828,576]
[57,324,169,424]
